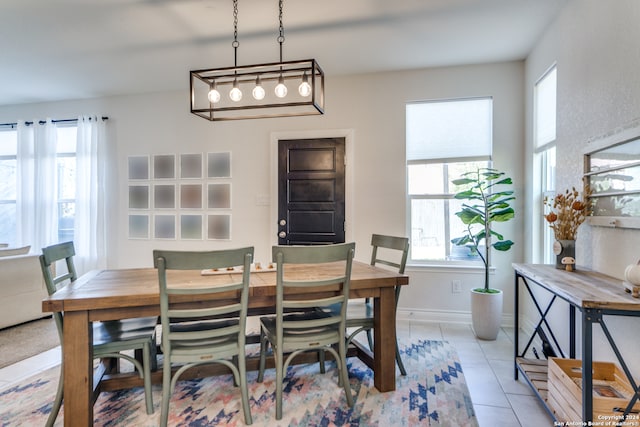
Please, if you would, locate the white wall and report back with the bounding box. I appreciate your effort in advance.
[524,0,640,373]
[0,61,525,322]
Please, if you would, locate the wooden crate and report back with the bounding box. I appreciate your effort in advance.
[548,357,640,422]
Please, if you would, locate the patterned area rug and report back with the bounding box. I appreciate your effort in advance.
[0,340,477,426]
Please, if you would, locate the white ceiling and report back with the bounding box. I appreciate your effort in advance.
[0,0,567,107]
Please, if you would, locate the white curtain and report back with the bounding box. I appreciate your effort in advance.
[15,121,35,249]
[74,115,107,275]
[33,119,58,252]
[13,116,106,272]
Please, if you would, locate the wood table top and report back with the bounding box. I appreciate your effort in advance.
[513,263,640,312]
[43,260,409,313]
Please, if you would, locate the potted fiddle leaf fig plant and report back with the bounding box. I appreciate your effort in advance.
[451,167,515,340]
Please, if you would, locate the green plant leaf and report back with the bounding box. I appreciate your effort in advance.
[490,208,515,222]
[461,203,484,215]
[489,177,513,186]
[456,209,483,225]
[487,193,515,203]
[481,169,501,176]
[454,190,482,200]
[488,200,514,209]
[490,229,504,240]
[473,287,502,294]
[452,178,475,186]
[493,240,514,251]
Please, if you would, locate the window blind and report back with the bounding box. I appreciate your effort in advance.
[406,97,493,162]
[534,66,557,148]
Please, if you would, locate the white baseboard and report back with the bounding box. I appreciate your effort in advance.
[397,308,515,328]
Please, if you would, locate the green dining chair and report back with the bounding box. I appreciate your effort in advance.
[344,234,409,376]
[153,247,254,427]
[257,242,356,420]
[40,241,157,427]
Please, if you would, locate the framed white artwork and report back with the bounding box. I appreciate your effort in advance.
[180,214,203,240]
[128,156,149,180]
[129,185,149,209]
[180,153,203,179]
[154,184,176,209]
[207,214,231,240]
[128,214,149,239]
[207,183,231,209]
[207,152,231,178]
[153,154,176,179]
[154,214,176,239]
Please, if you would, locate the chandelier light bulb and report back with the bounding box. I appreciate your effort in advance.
[275,75,288,98]
[298,72,311,97]
[207,83,221,103]
[252,76,266,100]
[229,78,242,102]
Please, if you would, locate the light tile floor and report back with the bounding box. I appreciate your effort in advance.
[0,319,554,426]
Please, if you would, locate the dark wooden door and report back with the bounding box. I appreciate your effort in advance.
[278,138,345,245]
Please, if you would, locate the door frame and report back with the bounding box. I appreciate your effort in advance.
[270,129,354,247]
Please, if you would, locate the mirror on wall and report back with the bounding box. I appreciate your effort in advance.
[584,135,640,229]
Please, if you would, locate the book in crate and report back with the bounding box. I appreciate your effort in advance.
[547,357,640,422]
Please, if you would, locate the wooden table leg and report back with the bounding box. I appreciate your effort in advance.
[374,287,396,392]
[63,310,93,426]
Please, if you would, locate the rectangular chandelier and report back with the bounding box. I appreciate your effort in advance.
[190,59,324,121]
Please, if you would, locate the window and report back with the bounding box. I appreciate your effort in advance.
[406,97,492,263]
[538,146,556,263]
[0,128,17,246]
[534,66,557,263]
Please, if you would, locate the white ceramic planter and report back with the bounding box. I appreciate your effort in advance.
[470,288,503,340]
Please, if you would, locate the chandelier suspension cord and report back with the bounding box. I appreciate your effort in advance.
[278,0,285,63]
[232,0,239,67]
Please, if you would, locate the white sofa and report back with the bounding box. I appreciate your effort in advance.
[0,246,50,330]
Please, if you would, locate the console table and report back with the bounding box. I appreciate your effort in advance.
[513,263,640,422]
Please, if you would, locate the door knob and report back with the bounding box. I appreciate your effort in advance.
[278,231,286,238]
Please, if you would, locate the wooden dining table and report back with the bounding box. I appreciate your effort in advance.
[42,260,409,426]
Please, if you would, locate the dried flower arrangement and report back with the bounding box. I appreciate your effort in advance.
[544,187,591,240]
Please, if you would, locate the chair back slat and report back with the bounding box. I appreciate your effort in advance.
[283,295,343,310]
[166,281,245,296]
[167,303,243,319]
[282,276,345,288]
[154,247,251,270]
[168,324,241,342]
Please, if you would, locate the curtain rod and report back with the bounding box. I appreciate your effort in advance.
[0,116,109,129]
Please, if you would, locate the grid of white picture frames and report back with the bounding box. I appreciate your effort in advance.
[127,152,232,240]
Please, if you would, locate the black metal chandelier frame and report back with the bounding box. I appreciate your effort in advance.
[190,0,325,121]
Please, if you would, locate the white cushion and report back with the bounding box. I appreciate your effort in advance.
[0,245,31,257]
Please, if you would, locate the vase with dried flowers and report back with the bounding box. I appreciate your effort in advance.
[544,187,590,269]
